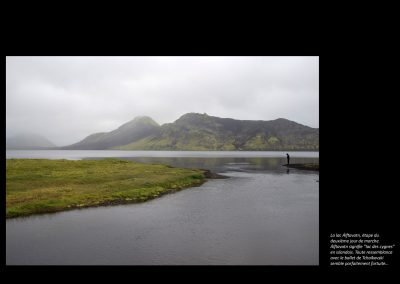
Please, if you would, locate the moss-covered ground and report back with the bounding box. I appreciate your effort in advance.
[6,158,206,218]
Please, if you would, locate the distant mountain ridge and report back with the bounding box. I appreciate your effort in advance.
[61,116,160,150]
[6,133,57,149]
[63,113,319,151]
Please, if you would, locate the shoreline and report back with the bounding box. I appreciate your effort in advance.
[283,163,319,171]
[7,179,207,220]
[7,171,227,220]
[6,159,225,219]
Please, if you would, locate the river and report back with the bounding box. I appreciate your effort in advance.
[6,150,319,265]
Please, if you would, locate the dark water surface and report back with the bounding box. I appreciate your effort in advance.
[6,151,319,265]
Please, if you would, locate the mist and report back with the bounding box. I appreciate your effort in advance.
[6,56,319,146]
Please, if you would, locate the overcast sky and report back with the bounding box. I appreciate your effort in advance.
[6,56,319,146]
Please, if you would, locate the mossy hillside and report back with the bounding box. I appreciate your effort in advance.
[115,130,237,151]
[113,114,318,151]
[6,159,206,218]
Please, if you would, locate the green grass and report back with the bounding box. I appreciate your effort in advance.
[6,158,206,218]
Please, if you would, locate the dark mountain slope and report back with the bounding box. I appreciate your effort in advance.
[115,113,319,151]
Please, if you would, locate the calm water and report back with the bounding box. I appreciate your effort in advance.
[6,151,319,265]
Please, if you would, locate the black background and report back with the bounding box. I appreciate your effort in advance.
[2,10,398,276]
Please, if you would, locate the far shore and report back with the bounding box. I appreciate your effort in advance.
[283,163,319,171]
[7,148,319,152]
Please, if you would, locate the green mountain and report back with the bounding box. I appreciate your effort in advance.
[6,133,57,149]
[113,113,319,151]
[61,116,160,150]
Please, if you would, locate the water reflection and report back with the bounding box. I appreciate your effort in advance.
[85,156,319,175]
[7,155,319,265]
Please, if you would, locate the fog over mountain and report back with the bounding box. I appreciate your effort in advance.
[6,56,319,146]
[6,133,56,149]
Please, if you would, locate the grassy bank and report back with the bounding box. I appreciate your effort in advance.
[6,159,207,218]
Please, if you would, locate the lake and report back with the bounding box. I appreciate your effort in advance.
[6,150,319,265]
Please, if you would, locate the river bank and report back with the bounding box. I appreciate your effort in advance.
[6,158,216,218]
[283,163,319,171]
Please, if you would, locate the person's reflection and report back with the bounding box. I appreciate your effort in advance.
[286,168,290,174]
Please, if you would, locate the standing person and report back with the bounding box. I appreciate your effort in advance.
[286,153,290,165]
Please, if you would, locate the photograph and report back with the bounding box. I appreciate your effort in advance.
[5,56,320,265]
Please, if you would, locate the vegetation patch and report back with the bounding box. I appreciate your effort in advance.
[6,158,207,218]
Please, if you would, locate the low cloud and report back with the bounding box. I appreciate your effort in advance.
[6,56,319,146]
